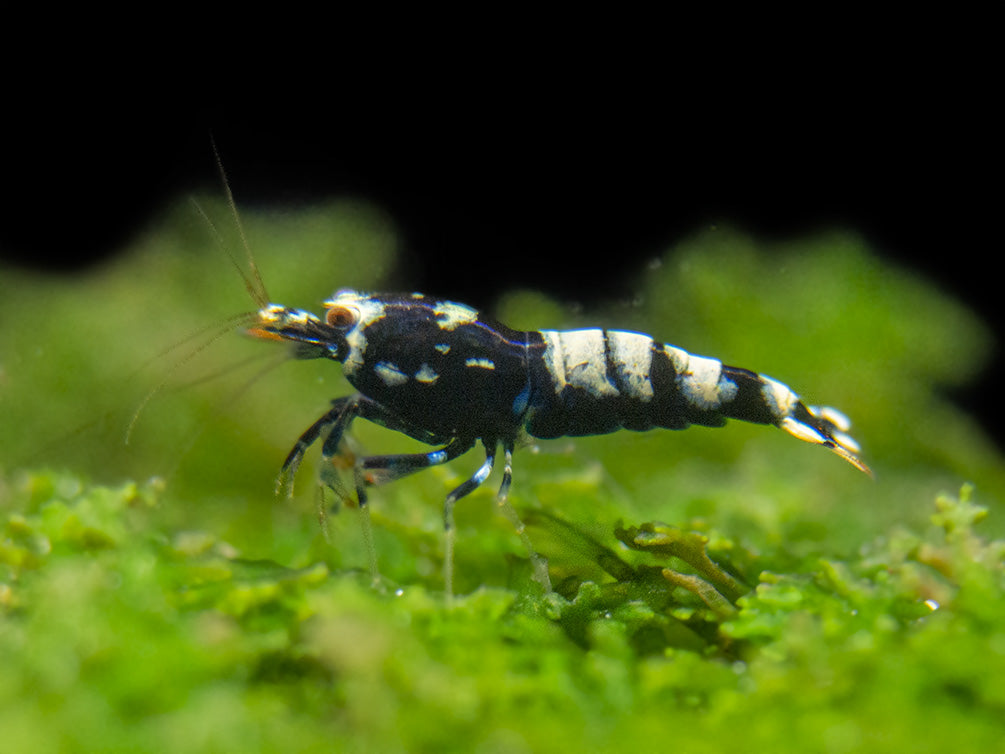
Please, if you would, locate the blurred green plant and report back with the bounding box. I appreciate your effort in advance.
[2,199,1003,752]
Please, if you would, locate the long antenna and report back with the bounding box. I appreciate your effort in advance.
[127,138,275,445]
[124,311,256,445]
[210,135,271,307]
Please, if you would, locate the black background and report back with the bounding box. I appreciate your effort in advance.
[3,83,1000,446]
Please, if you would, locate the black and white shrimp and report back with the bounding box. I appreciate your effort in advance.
[246,288,870,595]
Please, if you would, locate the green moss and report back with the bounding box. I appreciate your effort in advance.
[2,202,1004,751]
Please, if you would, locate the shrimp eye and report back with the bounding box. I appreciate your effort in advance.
[325,305,358,329]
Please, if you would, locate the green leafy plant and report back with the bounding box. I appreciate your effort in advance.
[2,201,1002,752]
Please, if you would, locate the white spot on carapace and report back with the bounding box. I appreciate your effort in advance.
[433,301,479,331]
[465,357,495,370]
[324,290,386,377]
[761,376,798,419]
[415,363,439,384]
[434,343,451,355]
[375,361,409,386]
[607,330,654,401]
